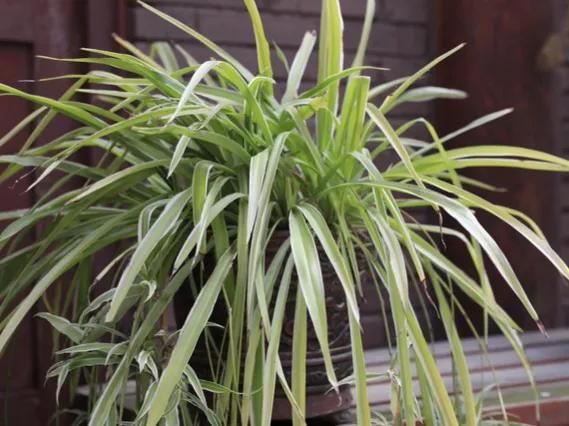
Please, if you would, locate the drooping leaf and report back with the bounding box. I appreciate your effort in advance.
[146,248,235,426]
[289,209,338,388]
[106,189,192,322]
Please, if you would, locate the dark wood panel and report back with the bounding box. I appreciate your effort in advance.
[0,43,35,386]
[29,2,91,424]
[0,391,42,425]
[0,1,34,42]
[0,1,103,425]
[87,0,129,52]
[0,42,39,425]
[490,397,569,426]
[0,44,34,214]
[436,0,560,331]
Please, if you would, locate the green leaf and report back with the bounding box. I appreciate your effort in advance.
[137,1,253,81]
[334,75,370,161]
[406,309,458,426]
[138,125,251,163]
[146,247,235,426]
[174,192,243,270]
[0,192,77,248]
[261,257,293,426]
[0,154,104,181]
[368,76,409,100]
[387,268,415,426]
[168,135,191,177]
[246,132,288,242]
[0,212,128,354]
[289,209,337,388]
[316,0,344,148]
[106,189,192,322]
[68,160,168,203]
[89,254,200,426]
[283,31,317,103]
[0,107,47,148]
[351,0,376,70]
[243,0,273,78]
[335,178,540,321]
[56,342,120,355]
[301,66,374,100]
[433,280,477,426]
[379,43,465,112]
[291,287,307,426]
[369,211,409,309]
[394,86,467,105]
[0,83,105,129]
[169,60,220,124]
[297,203,359,321]
[366,104,427,193]
[192,161,213,232]
[425,176,569,281]
[441,108,513,143]
[183,366,207,406]
[36,312,83,343]
[247,149,269,239]
[353,149,426,283]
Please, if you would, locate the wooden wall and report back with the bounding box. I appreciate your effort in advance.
[553,0,569,326]
[0,1,88,424]
[436,0,567,332]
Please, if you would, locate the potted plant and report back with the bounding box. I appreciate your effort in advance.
[0,0,568,425]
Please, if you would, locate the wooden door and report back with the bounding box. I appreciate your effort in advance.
[0,1,93,424]
[0,42,41,426]
[435,0,562,333]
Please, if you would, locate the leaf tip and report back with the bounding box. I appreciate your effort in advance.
[536,320,549,338]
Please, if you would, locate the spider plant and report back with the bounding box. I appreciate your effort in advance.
[0,0,568,425]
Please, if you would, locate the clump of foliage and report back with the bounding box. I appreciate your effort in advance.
[0,1,568,425]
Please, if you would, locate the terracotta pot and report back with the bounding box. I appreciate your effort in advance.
[173,230,361,420]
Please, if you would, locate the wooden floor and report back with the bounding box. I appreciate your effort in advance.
[358,328,569,424]
[75,329,569,424]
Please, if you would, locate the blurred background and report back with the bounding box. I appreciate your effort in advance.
[1,0,568,424]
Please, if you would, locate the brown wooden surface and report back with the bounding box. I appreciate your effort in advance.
[73,329,569,424]
[0,1,112,424]
[436,0,561,332]
[552,0,569,332]
[487,397,569,426]
[361,328,569,423]
[0,42,41,426]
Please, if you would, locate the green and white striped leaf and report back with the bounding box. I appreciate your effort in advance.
[106,189,192,322]
[145,248,235,426]
[289,209,338,388]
